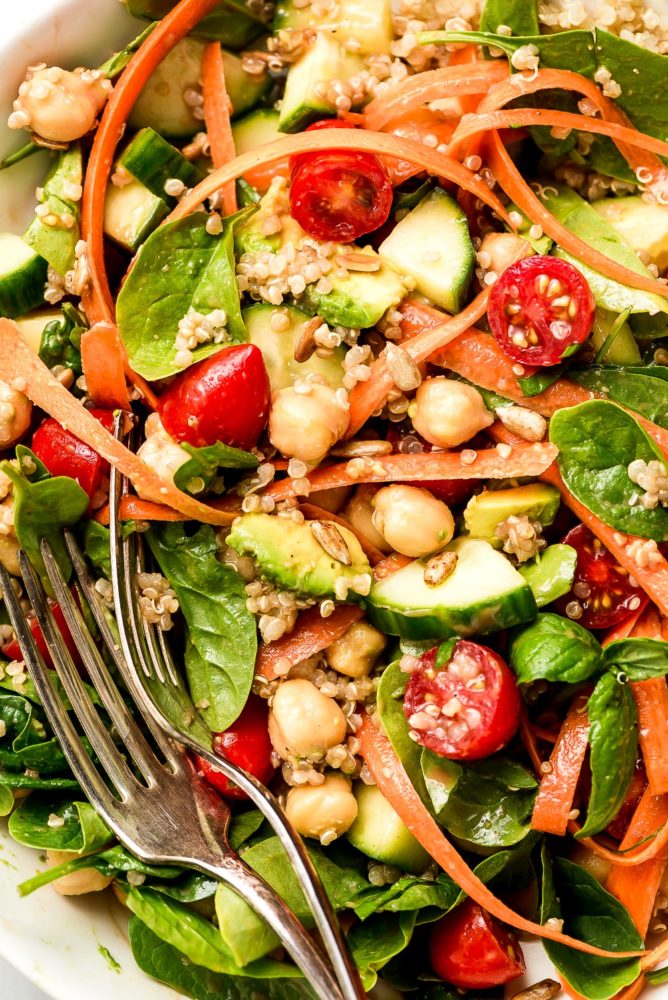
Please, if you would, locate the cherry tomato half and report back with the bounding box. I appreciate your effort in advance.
[403,640,521,761]
[429,899,526,989]
[2,600,81,670]
[30,409,114,500]
[159,344,270,451]
[488,256,595,367]
[196,696,274,800]
[554,524,644,630]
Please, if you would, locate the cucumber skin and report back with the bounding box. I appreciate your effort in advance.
[364,586,538,640]
[0,254,48,319]
[125,0,264,49]
[120,129,201,204]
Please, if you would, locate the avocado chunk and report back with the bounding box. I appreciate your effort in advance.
[23,144,82,276]
[366,536,537,639]
[590,307,641,365]
[227,512,372,599]
[14,309,62,354]
[594,196,668,273]
[274,0,393,55]
[245,303,345,391]
[464,484,561,547]
[304,246,409,329]
[346,784,430,873]
[378,189,475,314]
[519,544,577,608]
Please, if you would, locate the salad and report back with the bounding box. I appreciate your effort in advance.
[1,0,668,997]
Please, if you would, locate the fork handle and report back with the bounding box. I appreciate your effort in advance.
[195,853,348,1000]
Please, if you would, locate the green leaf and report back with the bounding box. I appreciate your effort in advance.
[18,850,107,896]
[228,809,265,851]
[151,871,218,903]
[376,659,430,805]
[480,0,538,35]
[147,523,256,732]
[571,367,668,429]
[349,911,416,991]
[82,520,112,580]
[647,967,668,985]
[541,854,642,1000]
[23,145,82,275]
[421,751,537,848]
[519,363,570,398]
[0,691,69,774]
[9,795,112,853]
[116,212,246,380]
[434,638,457,669]
[0,784,13,816]
[38,302,85,376]
[173,441,259,495]
[518,544,577,608]
[550,400,668,541]
[98,23,156,78]
[578,674,637,838]
[602,637,668,681]
[509,612,603,685]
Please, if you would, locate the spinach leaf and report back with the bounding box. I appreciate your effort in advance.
[376,659,430,805]
[349,911,416,991]
[541,853,642,1000]
[9,795,112,853]
[519,363,569,398]
[24,145,82,275]
[578,674,637,838]
[421,752,537,848]
[147,523,256,732]
[116,212,246,380]
[38,302,84,375]
[0,459,89,586]
[509,612,602,684]
[0,692,69,773]
[82,520,112,579]
[151,871,218,903]
[480,0,538,35]
[228,809,265,850]
[550,400,668,540]
[518,544,577,608]
[603,637,668,680]
[571,366,668,428]
[173,441,259,495]
[128,918,317,1000]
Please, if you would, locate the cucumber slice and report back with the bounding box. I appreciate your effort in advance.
[0,235,47,319]
[274,0,393,55]
[379,189,475,314]
[244,302,345,390]
[232,109,282,156]
[346,784,430,873]
[104,179,169,253]
[119,128,201,204]
[279,32,364,134]
[366,537,537,639]
[125,0,264,48]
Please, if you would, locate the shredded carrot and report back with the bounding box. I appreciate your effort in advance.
[379,110,459,186]
[256,604,363,681]
[358,714,644,959]
[265,442,558,501]
[94,496,188,526]
[373,552,412,581]
[606,787,668,935]
[80,322,130,411]
[299,503,385,565]
[201,41,237,215]
[631,658,668,798]
[601,597,650,647]
[531,699,590,837]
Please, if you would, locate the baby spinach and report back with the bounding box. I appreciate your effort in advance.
[147,523,257,732]
[82,520,112,580]
[228,809,265,851]
[421,751,537,848]
[38,302,84,375]
[571,366,668,428]
[480,0,538,35]
[518,544,577,607]
[349,911,416,991]
[541,853,642,1000]
[116,212,246,380]
[578,673,637,838]
[376,659,430,805]
[173,441,258,495]
[509,612,602,684]
[602,637,668,680]
[519,363,570,398]
[24,145,82,275]
[550,400,668,540]
[8,795,112,853]
[0,691,69,774]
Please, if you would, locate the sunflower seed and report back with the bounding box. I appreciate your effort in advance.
[423,550,458,587]
[310,520,352,565]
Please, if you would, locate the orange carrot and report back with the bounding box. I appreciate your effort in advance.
[606,787,668,935]
[94,495,188,526]
[531,699,590,836]
[380,110,459,185]
[265,442,558,501]
[631,674,668,797]
[80,322,130,411]
[256,604,364,681]
[299,503,385,565]
[202,41,237,215]
[373,552,412,581]
[601,598,650,647]
[358,714,644,959]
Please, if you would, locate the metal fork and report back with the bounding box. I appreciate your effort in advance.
[0,547,350,1000]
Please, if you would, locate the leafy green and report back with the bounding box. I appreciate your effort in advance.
[376,659,430,805]
[38,302,85,375]
[518,544,577,607]
[480,0,538,35]
[98,23,156,77]
[349,911,416,991]
[173,441,258,495]
[82,520,112,579]
[151,872,218,903]
[647,967,668,986]
[571,366,668,428]
[147,523,256,732]
[541,854,642,1000]
[509,612,603,684]
[23,145,82,275]
[421,752,537,848]
[228,809,265,851]
[116,212,246,380]
[0,784,13,815]
[0,692,69,774]
[8,796,112,853]
[602,637,668,680]
[578,674,637,838]
[550,400,668,540]
[519,363,570,398]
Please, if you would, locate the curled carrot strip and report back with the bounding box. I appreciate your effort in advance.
[531,699,590,837]
[80,322,130,411]
[606,787,668,935]
[202,41,237,215]
[256,604,363,681]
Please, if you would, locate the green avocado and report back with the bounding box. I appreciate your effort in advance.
[244,303,345,391]
[464,483,561,547]
[23,144,82,276]
[518,543,577,608]
[303,246,410,329]
[227,512,372,598]
[594,196,668,273]
[346,784,430,873]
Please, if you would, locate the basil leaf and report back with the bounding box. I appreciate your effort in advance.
[518,544,577,608]
[376,659,430,805]
[509,612,602,684]
[603,637,668,680]
[147,523,257,732]
[117,212,246,380]
[174,441,259,495]
[571,367,668,429]
[578,674,637,838]
[550,400,668,540]
[349,912,416,991]
[480,0,538,35]
[9,796,112,853]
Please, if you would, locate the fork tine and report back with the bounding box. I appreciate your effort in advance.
[19,551,138,800]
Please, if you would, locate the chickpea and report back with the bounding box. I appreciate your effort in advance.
[0,379,32,449]
[285,773,358,843]
[412,377,493,449]
[325,621,386,679]
[0,531,20,576]
[269,384,349,465]
[479,231,532,276]
[46,850,113,896]
[344,486,392,554]
[269,679,347,761]
[136,418,190,497]
[372,484,454,558]
[9,65,111,143]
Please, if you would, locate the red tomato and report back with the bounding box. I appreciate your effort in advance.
[30,410,114,500]
[554,524,644,630]
[2,600,81,670]
[403,641,521,761]
[488,256,595,367]
[159,344,270,450]
[429,899,526,989]
[196,696,274,800]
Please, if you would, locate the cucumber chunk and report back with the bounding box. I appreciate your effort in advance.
[232,109,282,156]
[366,537,537,639]
[378,189,475,314]
[119,128,201,204]
[274,0,393,55]
[279,32,363,133]
[244,302,345,390]
[14,308,62,353]
[104,179,169,252]
[346,784,430,874]
[126,0,264,48]
[0,235,48,319]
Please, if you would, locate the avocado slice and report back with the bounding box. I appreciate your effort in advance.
[346,784,430,873]
[519,544,577,608]
[303,246,409,329]
[23,144,82,276]
[227,512,371,598]
[594,196,668,273]
[464,484,561,547]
